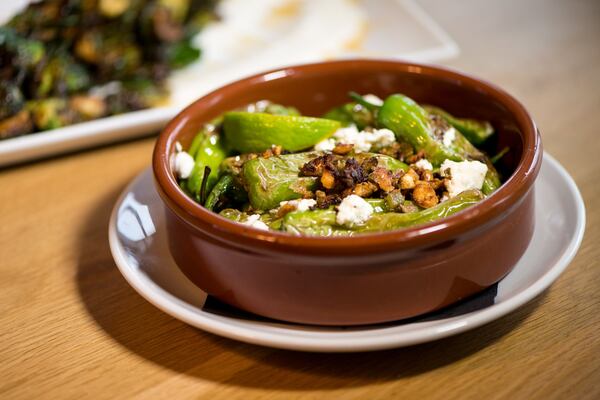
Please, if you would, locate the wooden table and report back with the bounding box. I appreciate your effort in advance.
[1,1,599,398]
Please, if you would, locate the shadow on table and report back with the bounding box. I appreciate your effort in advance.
[76,183,545,390]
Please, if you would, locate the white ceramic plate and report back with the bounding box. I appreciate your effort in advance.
[108,153,585,352]
[0,0,458,167]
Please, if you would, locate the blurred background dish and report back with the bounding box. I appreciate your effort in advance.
[0,0,458,166]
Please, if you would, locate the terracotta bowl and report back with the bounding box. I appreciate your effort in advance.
[153,59,542,326]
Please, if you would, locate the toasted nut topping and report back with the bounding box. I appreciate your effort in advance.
[370,167,395,192]
[420,169,434,182]
[276,203,297,218]
[412,181,439,208]
[332,143,354,155]
[400,168,419,189]
[352,182,378,197]
[321,170,336,189]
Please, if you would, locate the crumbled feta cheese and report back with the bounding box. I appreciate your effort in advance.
[175,141,183,153]
[242,214,270,231]
[280,199,317,212]
[174,151,195,179]
[314,138,336,152]
[414,159,433,171]
[336,195,374,227]
[363,94,384,106]
[326,125,396,153]
[332,125,368,151]
[442,127,456,147]
[440,159,488,197]
[369,128,396,148]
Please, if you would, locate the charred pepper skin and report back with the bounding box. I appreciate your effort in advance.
[423,105,494,146]
[282,190,484,236]
[322,102,375,130]
[242,152,408,211]
[204,174,248,211]
[185,131,228,201]
[242,152,321,211]
[377,94,461,166]
[378,94,501,194]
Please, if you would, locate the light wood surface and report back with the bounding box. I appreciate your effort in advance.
[1,1,599,398]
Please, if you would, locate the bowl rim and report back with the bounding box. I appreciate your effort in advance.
[153,59,542,253]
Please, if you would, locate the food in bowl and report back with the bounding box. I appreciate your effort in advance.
[152,59,541,325]
[175,92,506,236]
[0,0,219,139]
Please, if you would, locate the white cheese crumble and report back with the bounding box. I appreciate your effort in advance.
[174,141,195,179]
[336,195,373,227]
[362,94,384,106]
[314,138,336,152]
[440,159,488,197]
[242,214,270,231]
[332,125,368,151]
[414,159,433,171]
[442,127,456,147]
[279,199,317,212]
[369,128,396,148]
[314,125,396,153]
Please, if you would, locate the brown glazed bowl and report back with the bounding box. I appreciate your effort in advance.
[153,59,542,326]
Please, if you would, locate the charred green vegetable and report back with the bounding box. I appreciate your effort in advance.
[0,0,219,139]
[282,190,483,236]
[423,105,494,146]
[176,93,506,236]
[377,94,501,194]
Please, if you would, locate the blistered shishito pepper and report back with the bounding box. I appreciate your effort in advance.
[219,209,282,230]
[242,152,321,211]
[242,152,408,211]
[204,174,248,211]
[378,94,501,194]
[377,94,460,165]
[223,112,340,153]
[185,130,228,201]
[322,102,375,130]
[282,190,483,236]
[423,105,494,146]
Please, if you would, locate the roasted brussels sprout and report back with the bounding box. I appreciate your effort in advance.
[0,0,218,139]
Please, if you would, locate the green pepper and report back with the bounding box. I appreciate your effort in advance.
[219,209,281,230]
[322,102,375,130]
[378,94,501,194]
[353,153,409,172]
[185,131,228,200]
[283,209,348,236]
[423,105,494,146]
[282,190,483,236]
[365,198,388,213]
[223,112,340,153]
[188,117,222,157]
[242,152,408,211]
[377,94,460,166]
[204,174,248,211]
[359,189,483,232]
[242,152,320,211]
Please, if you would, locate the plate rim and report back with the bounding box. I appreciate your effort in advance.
[107,152,585,352]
